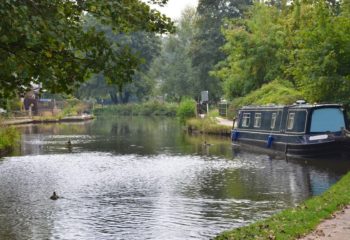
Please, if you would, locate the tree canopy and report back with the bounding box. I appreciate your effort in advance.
[0,0,174,99]
[150,7,197,101]
[213,0,350,103]
[190,0,252,101]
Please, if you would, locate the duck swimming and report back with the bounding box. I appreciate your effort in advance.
[50,191,59,200]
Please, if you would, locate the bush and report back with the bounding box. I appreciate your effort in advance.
[0,127,20,151]
[228,80,303,117]
[176,98,196,122]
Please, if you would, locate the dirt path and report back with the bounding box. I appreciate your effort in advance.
[298,205,350,240]
[216,117,233,127]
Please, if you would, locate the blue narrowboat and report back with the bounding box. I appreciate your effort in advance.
[231,102,350,158]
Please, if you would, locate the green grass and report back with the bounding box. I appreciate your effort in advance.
[186,117,232,136]
[215,171,350,240]
[0,127,20,152]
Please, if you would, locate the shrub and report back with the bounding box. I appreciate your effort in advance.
[0,127,20,150]
[176,98,196,122]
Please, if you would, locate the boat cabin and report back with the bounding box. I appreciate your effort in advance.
[236,104,347,135]
[232,103,350,158]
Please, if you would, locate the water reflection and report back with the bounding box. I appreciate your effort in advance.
[0,116,349,239]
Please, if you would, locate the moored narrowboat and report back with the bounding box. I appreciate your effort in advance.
[231,102,350,158]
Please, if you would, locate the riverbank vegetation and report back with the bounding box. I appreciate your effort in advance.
[176,98,196,123]
[0,127,20,157]
[215,171,350,239]
[93,101,177,117]
[186,117,232,136]
[185,109,232,136]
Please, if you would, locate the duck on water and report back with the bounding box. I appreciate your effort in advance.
[231,101,350,159]
[50,191,59,200]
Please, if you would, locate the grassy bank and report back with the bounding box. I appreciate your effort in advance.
[93,101,178,116]
[0,127,20,157]
[186,117,232,136]
[216,171,350,240]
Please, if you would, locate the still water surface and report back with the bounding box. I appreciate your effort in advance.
[1,116,350,240]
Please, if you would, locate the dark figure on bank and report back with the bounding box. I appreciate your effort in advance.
[67,139,72,152]
[50,191,59,200]
[203,141,212,146]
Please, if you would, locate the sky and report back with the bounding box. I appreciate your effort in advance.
[151,0,198,20]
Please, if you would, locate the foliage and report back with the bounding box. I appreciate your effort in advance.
[176,98,196,122]
[213,3,287,98]
[215,171,350,239]
[288,0,350,102]
[0,0,174,100]
[228,80,303,117]
[214,1,350,104]
[60,99,88,117]
[149,7,197,101]
[75,23,162,104]
[186,117,232,136]
[0,127,20,151]
[190,0,253,101]
[94,101,177,116]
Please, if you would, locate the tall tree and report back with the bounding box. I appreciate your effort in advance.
[190,0,252,102]
[150,7,197,101]
[289,0,350,102]
[0,0,174,99]
[76,29,162,104]
[213,0,350,104]
[212,3,287,99]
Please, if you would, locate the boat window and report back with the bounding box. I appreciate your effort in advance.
[287,113,295,130]
[254,113,261,128]
[310,108,345,133]
[242,113,250,127]
[271,113,277,129]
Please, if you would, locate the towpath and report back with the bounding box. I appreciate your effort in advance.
[215,117,233,127]
[298,205,350,240]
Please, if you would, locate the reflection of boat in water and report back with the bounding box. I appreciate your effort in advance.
[231,102,350,159]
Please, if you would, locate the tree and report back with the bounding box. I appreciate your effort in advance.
[289,0,350,103]
[76,29,162,104]
[190,0,253,102]
[212,3,287,99]
[149,7,198,101]
[213,0,350,104]
[0,0,174,99]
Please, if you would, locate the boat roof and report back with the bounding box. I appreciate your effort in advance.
[240,103,342,110]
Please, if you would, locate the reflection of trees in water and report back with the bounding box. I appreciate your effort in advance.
[180,152,346,220]
[19,122,90,135]
[111,123,130,135]
[181,133,233,158]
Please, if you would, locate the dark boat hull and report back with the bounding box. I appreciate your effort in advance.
[232,136,350,159]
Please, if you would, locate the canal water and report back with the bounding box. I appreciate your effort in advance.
[1,116,349,240]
